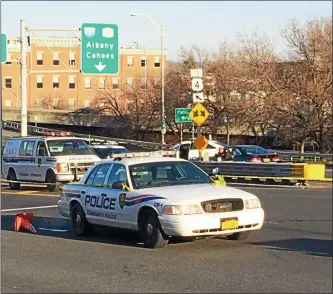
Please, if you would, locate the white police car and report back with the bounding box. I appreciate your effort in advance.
[58,151,264,249]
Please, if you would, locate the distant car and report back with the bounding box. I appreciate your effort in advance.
[90,144,130,159]
[172,140,228,160]
[231,145,279,162]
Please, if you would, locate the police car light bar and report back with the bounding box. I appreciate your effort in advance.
[111,150,177,158]
[43,131,73,137]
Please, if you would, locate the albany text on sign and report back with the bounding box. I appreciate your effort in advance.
[1,34,7,63]
[81,23,119,75]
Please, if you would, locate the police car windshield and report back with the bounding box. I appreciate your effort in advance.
[47,139,93,156]
[129,161,213,190]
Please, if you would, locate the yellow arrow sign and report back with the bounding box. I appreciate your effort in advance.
[189,102,209,127]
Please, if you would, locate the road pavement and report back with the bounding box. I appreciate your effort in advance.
[1,186,332,293]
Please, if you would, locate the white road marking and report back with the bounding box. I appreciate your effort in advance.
[1,205,58,212]
[38,228,68,232]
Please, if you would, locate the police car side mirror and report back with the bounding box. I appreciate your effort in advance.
[112,181,124,190]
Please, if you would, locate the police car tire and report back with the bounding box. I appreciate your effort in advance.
[140,212,169,249]
[46,171,60,192]
[71,204,91,237]
[226,231,251,241]
[8,169,20,190]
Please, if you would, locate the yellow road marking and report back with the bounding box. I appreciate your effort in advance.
[17,190,39,195]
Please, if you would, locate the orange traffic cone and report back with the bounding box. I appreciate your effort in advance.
[14,212,37,234]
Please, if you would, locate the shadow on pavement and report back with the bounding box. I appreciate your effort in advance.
[1,215,195,249]
[251,238,333,257]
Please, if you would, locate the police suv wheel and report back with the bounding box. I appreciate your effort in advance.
[140,212,169,249]
[71,204,91,237]
[226,231,251,241]
[8,170,20,190]
[46,171,60,192]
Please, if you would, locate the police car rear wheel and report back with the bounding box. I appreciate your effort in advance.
[71,204,91,237]
[8,170,20,190]
[140,212,169,249]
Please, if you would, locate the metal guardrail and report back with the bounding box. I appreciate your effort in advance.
[275,151,333,162]
[2,120,172,149]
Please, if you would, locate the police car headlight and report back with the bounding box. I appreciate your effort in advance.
[162,204,202,215]
[245,198,261,209]
[57,163,69,172]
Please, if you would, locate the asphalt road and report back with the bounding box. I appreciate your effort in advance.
[1,186,332,293]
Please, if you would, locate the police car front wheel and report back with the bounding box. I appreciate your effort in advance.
[71,204,93,237]
[140,212,169,249]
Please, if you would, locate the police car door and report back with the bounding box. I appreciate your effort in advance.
[103,163,131,229]
[32,141,48,181]
[82,163,113,226]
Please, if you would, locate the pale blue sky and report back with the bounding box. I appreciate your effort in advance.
[2,1,332,61]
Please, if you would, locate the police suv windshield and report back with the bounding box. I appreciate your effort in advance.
[47,139,93,156]
[129,161,213,190]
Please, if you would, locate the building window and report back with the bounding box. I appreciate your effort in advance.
[37,76,43,89]
[52,99,59,108]
[68,99,75,110]
[127,56,134,67]
[37,52,43,65]
[53,52,60,66]
[84,100,91,108]
[84,78,91,89]
[69,76,75,89]
[127,78,133,89]
[98,78,105,89]
[4,100,12,107]
[36,98,44,107]
[69,52,76,66]
[112,78,119,89]
[6,54,12,65]
[154,57,160,67]
[141,57,146,67]
[52,76,59,89]
[141,78,147,89]
[5,77,12,88]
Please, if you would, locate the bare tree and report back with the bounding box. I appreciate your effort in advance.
[92,77,160,141]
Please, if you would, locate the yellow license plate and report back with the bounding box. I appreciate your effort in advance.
[221,219,238,230]
[263,158,270,162]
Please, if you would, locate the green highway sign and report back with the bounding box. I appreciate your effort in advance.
[1,34,7,63]
[175,108,193,123]
[80,23,119,75]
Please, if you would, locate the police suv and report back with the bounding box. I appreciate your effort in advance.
[2,132,101,192]
[58,151,264,249]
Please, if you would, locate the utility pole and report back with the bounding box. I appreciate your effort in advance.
[20,20,28,136]
[160,25,165,144]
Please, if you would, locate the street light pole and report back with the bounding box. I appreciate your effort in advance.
[131,13,166,145]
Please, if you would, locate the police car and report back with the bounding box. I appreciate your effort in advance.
[2,132,101,192]
[58,151,264,249]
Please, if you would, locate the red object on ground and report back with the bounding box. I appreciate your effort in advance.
[14,213,37,234]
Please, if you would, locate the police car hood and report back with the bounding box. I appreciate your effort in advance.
[56,154,101,163]
[138,183,256,204]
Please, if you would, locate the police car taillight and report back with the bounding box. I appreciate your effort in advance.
[110,150,177,158]
[43,131,73,137]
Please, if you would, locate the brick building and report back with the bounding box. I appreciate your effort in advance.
[1,36,167,110]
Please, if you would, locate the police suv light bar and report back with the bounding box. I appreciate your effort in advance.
[111,150,177,158]
[43,131,73,137]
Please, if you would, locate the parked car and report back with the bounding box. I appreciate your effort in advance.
[231,145,279,162]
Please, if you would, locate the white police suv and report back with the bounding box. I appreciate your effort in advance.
[58,151,264,249]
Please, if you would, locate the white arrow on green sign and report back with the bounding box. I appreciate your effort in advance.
[80,23,119,75]
[175,108,193,123]
[1,34,7,63]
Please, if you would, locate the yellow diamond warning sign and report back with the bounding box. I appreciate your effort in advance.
[188,102,209,127]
